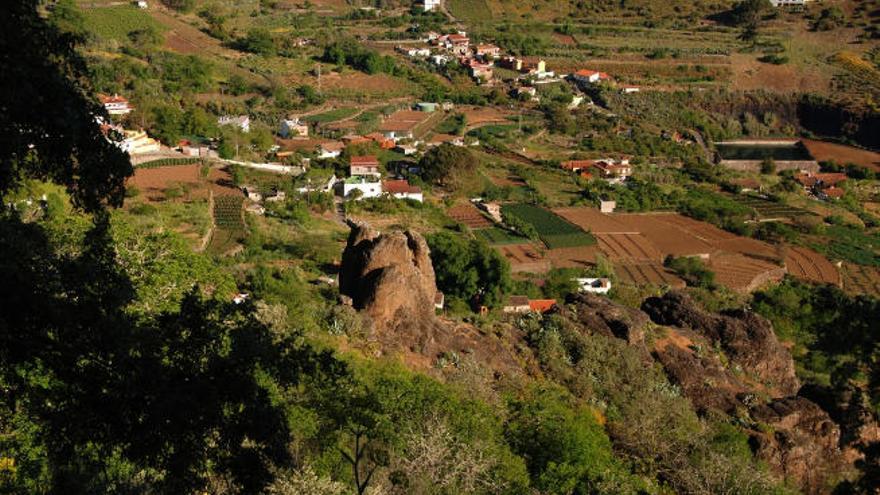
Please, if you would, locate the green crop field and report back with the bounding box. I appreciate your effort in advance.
[501,203,596,249]
[474,227,527,245]
[810,225,880,267]
[80,5,166,42]
[303,107,360,124]
[209,195,245,254]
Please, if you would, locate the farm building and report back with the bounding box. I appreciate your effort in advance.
[117,130,160,155]
[503,295,531,313]
[575,278,612,294]
[498,57,523,71]
[418,0,441,12]
[592,159,632,183]
[383,179,423,202]
[317,141,344,159]
[349,155,381,177]
[528,299,557,313]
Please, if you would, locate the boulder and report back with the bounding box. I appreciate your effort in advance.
[339,221,437,331]
[642,291,799,396]
[562,293,649,346]
[749,396,845,494]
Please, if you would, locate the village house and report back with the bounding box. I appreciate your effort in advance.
[593,159,632,183]
[502,295,531,313]
[427,133,464,147]
[445,33,470,56]
[498,56,523,71]
[264,189,286,202]
[117,129,160,155]
[383,179,424,202]
[560,159,594,173]
[317,141,344,159]
[99,93,133,115]
[394,144,419,156]
[218,115,250,133]
[349,155,381,177]
[475,44,501,59]
[342,176,382,200]
[399,46,431,58]
[241,186,262,202]
[279,118,308,138]
[430,54,450,66]
[466,60,494,81]
[571,69,611,85]
[575,278,612,294]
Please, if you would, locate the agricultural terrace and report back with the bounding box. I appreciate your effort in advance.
[727,194,814,220]
[843,263,880,299]
[501,203,596,249]
[784,247,841,287]
[475,227,527,245]
[303,107,360,124]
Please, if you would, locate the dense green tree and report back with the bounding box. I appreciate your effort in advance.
[426,232,511,309]
[418,144,478,190]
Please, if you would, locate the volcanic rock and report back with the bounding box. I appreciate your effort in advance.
[641,291,799,396]
[562,293,649,346]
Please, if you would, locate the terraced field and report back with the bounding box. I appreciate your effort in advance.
[497,243,551,274]
[475,227,527,245]
[448,204,492,229]
[615,262,685,289]
[729,195,814,220]
[708,254,785,293]
[784,247,841,287]
[594,233,662,262]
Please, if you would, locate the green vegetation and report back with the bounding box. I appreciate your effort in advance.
[665,255,716,289]
[79,5,166,42]
[426,232,511,309]
[501,203,596,249]
[810,225,880,266]
[136,157,202,169]
[473,226,527,245]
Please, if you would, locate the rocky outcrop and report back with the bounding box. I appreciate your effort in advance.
[641,291,799,396]
[561,293,649,346]
[339,221,437,331]
[338,221,533,377]
[749,397,845,494]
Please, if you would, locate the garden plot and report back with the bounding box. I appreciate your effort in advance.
[447,204,492,229]
[708,253,785,294]
[208,195,246,256]
[784,247,841,287]
[501,204,596,249]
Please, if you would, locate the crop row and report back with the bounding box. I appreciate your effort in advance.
[137,158,202,169]
[214,196,245,230]
[501,203,596,249]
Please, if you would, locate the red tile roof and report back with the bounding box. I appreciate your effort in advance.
[561,160,594,171]
[350,155,379,166]
[99,93,129,104]
[383,179,421,195]
[528,299,557,313]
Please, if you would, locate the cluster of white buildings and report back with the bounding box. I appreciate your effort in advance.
[339,155,423,202]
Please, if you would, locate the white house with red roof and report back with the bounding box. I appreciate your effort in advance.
[349,155,381,177]
[383,179,423,202]
[572,69,611,85]
[99,94,133,115]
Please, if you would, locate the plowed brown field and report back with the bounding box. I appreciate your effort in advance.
[498,243,551,274]
[448,204,492,228]
[709,253,785,293]
[615,262,686,289]
[595,233,662,262]
[785,247,841,286]
[546,245,600,269]
[129,164,201,200]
